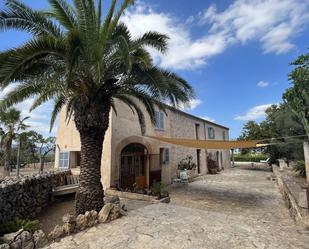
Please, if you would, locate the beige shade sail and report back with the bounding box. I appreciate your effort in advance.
[146,136,264,149]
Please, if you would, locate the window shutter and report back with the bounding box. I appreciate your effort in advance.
[208,127,215,139]
[155,111,164,130]
[160,112,164,129]
[164,148,169,164]
[155,111,159,128]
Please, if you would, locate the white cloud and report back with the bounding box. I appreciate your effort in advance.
[257,80,269,87]
[122,3,230,69]
[180,99,203,111]
[122,0,309,70]
[185,16,195,25]
[235,104,272,121]
[201,0,309,55]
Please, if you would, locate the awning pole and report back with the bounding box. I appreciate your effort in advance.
[231,149,235,167]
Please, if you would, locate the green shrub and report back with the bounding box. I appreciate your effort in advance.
[293,160,306,177]
[150,182,169,199]
[0,219,40,236]
[233,153,268,162]
[178,155,197,170]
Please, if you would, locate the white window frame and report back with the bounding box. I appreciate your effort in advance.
[155,111,165,130]
[59,151,70,169]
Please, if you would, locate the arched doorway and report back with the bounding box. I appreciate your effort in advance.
[120,143,148,190]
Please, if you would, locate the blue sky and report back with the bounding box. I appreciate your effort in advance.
[0,0,308,138]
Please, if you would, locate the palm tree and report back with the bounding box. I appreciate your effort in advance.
[0,108,29,176]
[0,0,194,214]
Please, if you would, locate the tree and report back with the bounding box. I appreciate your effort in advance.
[238,121,264,154]
[0,108,29,176]
[238,121,263,141]
[15,130,46,175]
[283,52,309,182]
[283,52,309,136]
[238,104,305,162]
[35,135,55,173]
[0,0,194,213]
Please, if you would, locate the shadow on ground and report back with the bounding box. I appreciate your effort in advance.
[169,167,276,214]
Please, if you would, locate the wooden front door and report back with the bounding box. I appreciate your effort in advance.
[120,156,135,190]
[120,154,146,189]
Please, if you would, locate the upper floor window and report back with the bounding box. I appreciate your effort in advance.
[195,124,200,140]
[155,111,165,130]
[208,127,215,139]
[222,131,226,141]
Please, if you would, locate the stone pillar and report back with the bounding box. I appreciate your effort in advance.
[231,149,235,167]
[304,141,309,184]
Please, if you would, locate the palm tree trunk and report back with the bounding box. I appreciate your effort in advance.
[39,156,44,173]
[4,139,12,177]
[75,128,105,214]
[74,97,111,214]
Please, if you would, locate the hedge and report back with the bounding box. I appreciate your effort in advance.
[233,154,268,162]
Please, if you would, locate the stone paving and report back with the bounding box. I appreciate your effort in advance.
[44,167,309,249]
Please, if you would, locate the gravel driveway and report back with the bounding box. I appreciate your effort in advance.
[44,167,309,249]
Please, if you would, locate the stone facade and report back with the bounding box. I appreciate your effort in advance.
[0,171,70,224]
[55,100,230,189]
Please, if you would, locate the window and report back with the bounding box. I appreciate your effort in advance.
[160,148,169,165]
[195,124,200,140]
[59,151,70,169]
[208,127,215,139]
[222,131,226,141]
[155,111,165,130]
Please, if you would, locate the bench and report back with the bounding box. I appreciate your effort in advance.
[53,175,80,196]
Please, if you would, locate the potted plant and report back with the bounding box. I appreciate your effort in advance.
[207,157,219,174]
[150,182,169,199]
[177,156,197,179]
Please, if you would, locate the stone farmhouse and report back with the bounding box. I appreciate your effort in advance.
[55,101,231,190]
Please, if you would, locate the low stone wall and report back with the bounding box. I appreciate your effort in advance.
[272,166,309,226]
[1,197,127,249]
[0,171,70,224]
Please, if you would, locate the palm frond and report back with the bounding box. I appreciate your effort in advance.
[0,82,41,111]
[100,0,117,43]
[121,89,157,124]
[97,0,102,32]
[117,35,132,73]
[114,95,146,134]
[0,0,61,36]
[47,0,77,30]
[0,0,195,138]
[133,32,169,53]
[111,0,134,29]
[50,95,66,131]
[65,96,77,124]
[0,36,66,87]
